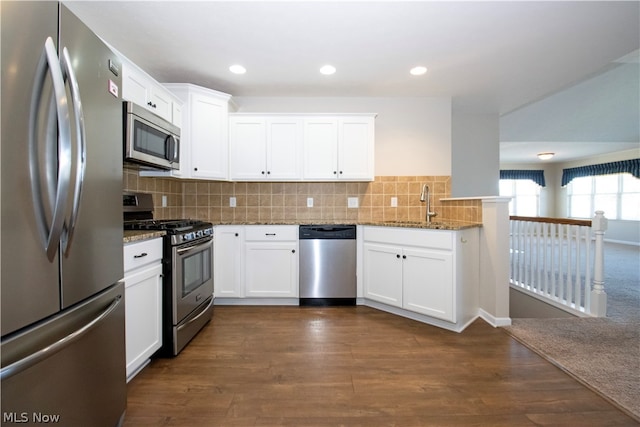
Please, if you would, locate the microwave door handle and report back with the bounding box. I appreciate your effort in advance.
[172,137,179,163]
[165,135,173,162]
[60,46,87,256]
[166,135,178,163]
[28,37,72,261]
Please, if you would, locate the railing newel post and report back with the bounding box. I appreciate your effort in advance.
[590,211,608,317]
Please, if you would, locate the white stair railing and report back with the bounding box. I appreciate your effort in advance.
[509,212,607,317]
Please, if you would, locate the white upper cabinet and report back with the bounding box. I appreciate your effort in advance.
[164,84,232,180]
[303,115,375,181]
[121,62,181,126]
[229,115,302,181]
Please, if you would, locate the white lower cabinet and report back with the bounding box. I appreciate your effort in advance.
[123,238,163,381]
[214,226,244,298]
[363,226,478,328]
[244,226,298,298]
[362,243,403,307]
[402,248,454,321]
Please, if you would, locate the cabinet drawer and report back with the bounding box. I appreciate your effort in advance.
[244,225,298,241]
[124,238,163,273]
[363,226,453,250]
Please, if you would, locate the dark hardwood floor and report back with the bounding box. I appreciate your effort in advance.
[124,306,638,426]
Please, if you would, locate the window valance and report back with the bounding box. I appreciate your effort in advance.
[499,169,546,187]
[561,159,640,186]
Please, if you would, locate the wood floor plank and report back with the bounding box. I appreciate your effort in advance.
[124,306,638,426]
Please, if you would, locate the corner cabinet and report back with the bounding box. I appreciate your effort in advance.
[363,226,479,331]
[163,84,232,180]
[229,115,303,181]
[303,115,375,181]
[123,238,163,381]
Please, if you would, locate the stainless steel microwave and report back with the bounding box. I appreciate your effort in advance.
[124,101,180,170]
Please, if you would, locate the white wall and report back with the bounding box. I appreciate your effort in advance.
[233,97,452,176]
[451,111,499,197]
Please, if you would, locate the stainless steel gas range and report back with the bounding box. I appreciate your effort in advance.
[123,192,214,356]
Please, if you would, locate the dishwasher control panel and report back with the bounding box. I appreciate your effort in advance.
[299,225,356,239]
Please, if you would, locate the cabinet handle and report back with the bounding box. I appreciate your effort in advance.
[261,171,265,175]
[333,171,337,175]
[235,233,239,237]
[291,249,295,253]
[267,171,271,175]
[147,101,157,109]
[396,254,401,259]
[265,233,276,236]
[133,252,148,259]
[461,237,468,244]
[339,171,343,175]
[402,255,407,259]
[194,167,198,171]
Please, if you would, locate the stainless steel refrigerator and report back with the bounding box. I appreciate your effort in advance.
[1,2,126,425]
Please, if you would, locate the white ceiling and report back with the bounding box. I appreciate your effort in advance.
[66,0,640,163]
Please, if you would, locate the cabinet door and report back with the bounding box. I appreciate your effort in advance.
[229,117,267,180]
[244,242,298,297]
[338,117,374,180]
[172,102,182,128]
[402,248,454,322]
[149,88,173,123]
[267,118,302,180]
[190,92,228,179]
[122,63,151,108]
[124,263,163,381]
[303,118,338,180]
[214,227,244,298]
[363,243,402,307]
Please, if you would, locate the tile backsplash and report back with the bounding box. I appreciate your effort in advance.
[123,169,482,224]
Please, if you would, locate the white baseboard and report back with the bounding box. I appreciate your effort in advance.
[478,308,512,327]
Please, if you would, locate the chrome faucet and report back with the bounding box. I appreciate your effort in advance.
[420,184,437,223]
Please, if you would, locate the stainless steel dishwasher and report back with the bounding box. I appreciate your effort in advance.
[299,225,357,306]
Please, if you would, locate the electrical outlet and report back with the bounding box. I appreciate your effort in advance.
[161,195,167,207]
[348,197,359,208]
[390,197,398,207]
[229,197,236,207]
[307,197,314,208]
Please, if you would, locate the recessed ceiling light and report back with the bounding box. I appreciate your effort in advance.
[410,66,427,76]
[320,65,336,75]
[229,65,246,75]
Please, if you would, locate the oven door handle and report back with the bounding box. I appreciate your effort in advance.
[176,296,214,332]
[176,239,212,256]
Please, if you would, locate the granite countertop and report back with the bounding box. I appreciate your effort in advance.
[123,230,166,244]
[214,220,481,230]
[123,220,481,243]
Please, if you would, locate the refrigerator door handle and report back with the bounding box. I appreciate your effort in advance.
[28,37,72,261]
[0,295,123,380]
[60,46,87,256]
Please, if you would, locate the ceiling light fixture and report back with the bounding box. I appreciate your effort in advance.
[410,66,427,76]
[319,65,336,75]
[537,152,555,160]
[229,65,246,75]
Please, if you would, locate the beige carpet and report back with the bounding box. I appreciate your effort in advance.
[503,242,640,421]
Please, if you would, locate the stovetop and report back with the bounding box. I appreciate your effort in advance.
[124,218,210,233]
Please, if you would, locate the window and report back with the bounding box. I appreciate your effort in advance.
[567,173,640,220]
[499,179,540,216]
